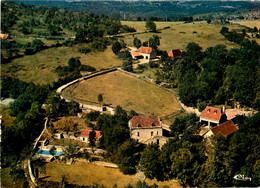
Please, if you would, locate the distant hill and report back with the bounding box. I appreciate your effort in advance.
[7,0,260,20]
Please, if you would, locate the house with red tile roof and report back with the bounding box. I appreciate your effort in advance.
[168,49,182,59]
[80,129,101,143]
[131,46,157,60]
[128,116,169,146]
[200,106,225,128]
[204,120,238,138]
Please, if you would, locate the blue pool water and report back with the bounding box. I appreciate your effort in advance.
[37,149,63,157]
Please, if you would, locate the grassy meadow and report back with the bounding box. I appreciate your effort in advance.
[1,46,123,85]
[62,71,181,118]
[236,20,260,29]
[42,161,181,188]
[121,21,244,51]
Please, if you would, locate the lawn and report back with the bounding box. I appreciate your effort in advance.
[42,161,181,188]
[122,21,243,51]
[62,71,181,118]
[1,46,123,85]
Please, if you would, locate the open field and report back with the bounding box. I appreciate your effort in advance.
[122,21,243,51]
[42,161,181,188]
[1,46,123,85]
[62,71,181,118]
[236,20,260,29]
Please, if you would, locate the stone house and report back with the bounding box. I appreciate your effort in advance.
[131,46,157,60]
[128,115,169,146]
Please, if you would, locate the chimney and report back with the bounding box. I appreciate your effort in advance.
[222,106,226,113]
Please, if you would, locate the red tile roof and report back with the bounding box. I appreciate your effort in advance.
[200,106,222,121]
[210,120,238,137]
[130,116,161,128]
[131,52,143,57]
[137,46,154,54]
[168,49,182,59]
[225,109,244,120]
[81,129,101,139]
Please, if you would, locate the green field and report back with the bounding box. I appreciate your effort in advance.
[42,161,181,188]
[1,46,123,85]
[62,71,181,118]
[122,21,244,51]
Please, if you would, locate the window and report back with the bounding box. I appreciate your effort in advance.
[138,124,141,128]
[151,131,154,136]
[157,131,159,135]
[157,139,159,145]
[137,132,139,137]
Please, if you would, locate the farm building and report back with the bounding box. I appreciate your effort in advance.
[80,129,102,143]
[131,46,157,60]
[168,49,182,59]
[128,115,169,146]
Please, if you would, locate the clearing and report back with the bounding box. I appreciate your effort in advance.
[62,71,181,118]
[121,21,244,51]
[1,46,123,85]
[42,161,181,188]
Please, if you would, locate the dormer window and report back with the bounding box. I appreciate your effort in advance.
[207,109,210,113]
[152,124,155,127]
[214,110,217,114]
[138,124,141,128]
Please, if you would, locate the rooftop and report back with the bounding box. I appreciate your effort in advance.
[81,129,101,139]
[168,49,182,59]
[129,116,161,128]
[225,109,244,120]
[200,106,222,122]
[137,46,154,54]
[211,120,238,137]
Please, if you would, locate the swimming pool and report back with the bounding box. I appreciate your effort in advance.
[37,149,63,157]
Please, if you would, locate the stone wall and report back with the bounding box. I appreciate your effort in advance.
[131,127,163,143]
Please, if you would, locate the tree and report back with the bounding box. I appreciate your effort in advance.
[145,21,156,32]
[149,35,160,49]
[49,146,56,156]
[112,41,122,54]
[170,113,198,137]
[98,94,103,106]
[139,143,163,180]
[114,139,143,174]
[63,142,79,159]
[31,39,45,50]
[133,37,142,48]
[68,58,81,71]
[89,128,96,153]
[122,60,133,72]
[75,28,87,43]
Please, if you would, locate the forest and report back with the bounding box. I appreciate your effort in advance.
[13,0,260,21]
[155,38,260,110]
